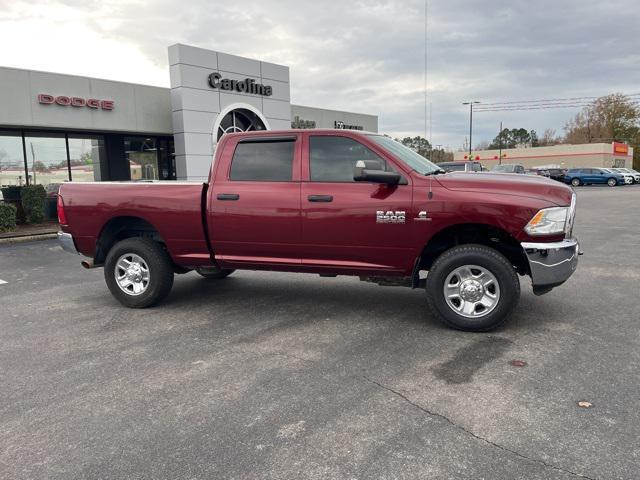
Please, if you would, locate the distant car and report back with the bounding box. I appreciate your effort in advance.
[45,183,62,197]
[613,168,640,184]
[564,168,626,187]
[438,161,483,172]
[492,164,526,174]
[545,168,568,182]
[527,168,551,177]
[602,168,632,184]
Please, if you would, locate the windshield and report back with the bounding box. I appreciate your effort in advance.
[366,135,443,175]
[492,165,513,172]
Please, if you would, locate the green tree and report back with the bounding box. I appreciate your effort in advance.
[488,128,539,149]
[396,136,432,158]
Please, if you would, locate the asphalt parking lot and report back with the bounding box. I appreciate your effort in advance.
[1,185,639,479]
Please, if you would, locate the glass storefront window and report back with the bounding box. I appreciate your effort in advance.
[125,137,159,181]
[68,135,106,182]
[24,132,68,187]
[0,131,26,186]
[157,138,176,180]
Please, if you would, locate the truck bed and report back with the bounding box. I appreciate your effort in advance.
[59,182,211,266]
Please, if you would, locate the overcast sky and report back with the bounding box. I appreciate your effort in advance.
[1,0,639,150]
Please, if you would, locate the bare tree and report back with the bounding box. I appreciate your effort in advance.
[538,128,562,146]
[564,93,640,144]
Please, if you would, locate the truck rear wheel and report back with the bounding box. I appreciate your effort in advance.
[425,244,520,331]
[104,237,174,308]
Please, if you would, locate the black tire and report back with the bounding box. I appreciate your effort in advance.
[607,177,617,187]
[104,237,174,308]
[425,244,520,332]
[570,178,580,187]
[195,266,235,279]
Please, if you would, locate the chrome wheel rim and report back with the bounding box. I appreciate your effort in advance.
[571,179,579,186]
[607,178,616,186]
[115,253,150,296]
[443,265,500,319]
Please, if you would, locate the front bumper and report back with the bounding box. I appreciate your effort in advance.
[521,238,580,295]
[58,231,79,255]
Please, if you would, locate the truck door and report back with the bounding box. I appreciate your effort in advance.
[207,135,302,268]
[300,133,415,274]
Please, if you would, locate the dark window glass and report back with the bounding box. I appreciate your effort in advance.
[310,136,387,182]
[157,138,176,180]
[230,140,294,181]
[125,137,158,181]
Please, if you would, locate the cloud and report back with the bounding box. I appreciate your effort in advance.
[0,0,638,149]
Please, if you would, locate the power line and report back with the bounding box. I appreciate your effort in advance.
[475,102,640,112]
[479,93,640,107]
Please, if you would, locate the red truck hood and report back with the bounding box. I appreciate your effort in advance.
[435,172,574,206]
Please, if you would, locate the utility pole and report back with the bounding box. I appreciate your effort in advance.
[462,101,480,157]
[424,0,428,143]
[498,121,503,165]
[30,142,36,185]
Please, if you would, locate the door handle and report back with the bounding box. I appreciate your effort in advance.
[308,195,333,202]
[217,193,239,201]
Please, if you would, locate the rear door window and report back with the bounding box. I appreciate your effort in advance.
[230,139,295,181]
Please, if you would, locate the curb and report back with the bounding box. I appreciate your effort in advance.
[0,233,58,245]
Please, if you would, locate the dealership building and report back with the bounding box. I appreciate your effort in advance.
[453,142,634,170]
[0,44,378,186]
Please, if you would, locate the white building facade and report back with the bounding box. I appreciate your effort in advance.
[0,44,378,186]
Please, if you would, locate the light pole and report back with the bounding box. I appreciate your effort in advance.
[462,101,480,157]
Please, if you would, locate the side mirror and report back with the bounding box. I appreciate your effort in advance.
[354,160,401,185]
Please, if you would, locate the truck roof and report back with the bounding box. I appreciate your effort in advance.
[221,129,379,139]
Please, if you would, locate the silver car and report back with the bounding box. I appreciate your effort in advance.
[603,168,633,184]
[613,168,640,184]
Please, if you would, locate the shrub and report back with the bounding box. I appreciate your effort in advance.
[20,185,46,224]
[0,203,17,232]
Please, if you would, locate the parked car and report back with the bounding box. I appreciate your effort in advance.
[492,164,526,174]
[45,183,63,220]
[438,161,483,173]
[545,168,568,183]
[602,168,632,184]
[564,168,626,187]
[526,168,550,178]
[57,129,579,332]
[613,168,640,184]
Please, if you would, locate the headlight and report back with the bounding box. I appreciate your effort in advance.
[524,207,568,236]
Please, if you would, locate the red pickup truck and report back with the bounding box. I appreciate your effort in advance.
[57,130,579,331]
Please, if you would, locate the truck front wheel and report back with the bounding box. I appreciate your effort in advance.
[104,237,174,308]
[425,244,520,331]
